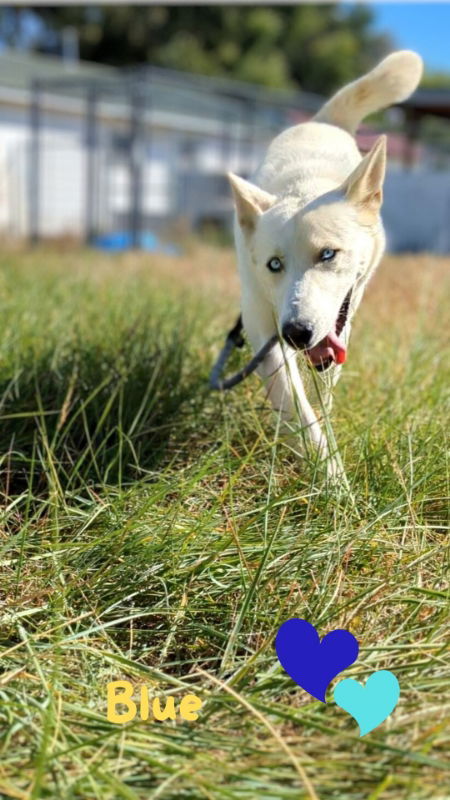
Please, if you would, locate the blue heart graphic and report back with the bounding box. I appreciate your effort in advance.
[275,618,359,702]
[334,670,400,736]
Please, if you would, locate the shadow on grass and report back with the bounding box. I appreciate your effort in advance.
[0,328,210,498]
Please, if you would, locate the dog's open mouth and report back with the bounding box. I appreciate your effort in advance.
[306,289,352,372]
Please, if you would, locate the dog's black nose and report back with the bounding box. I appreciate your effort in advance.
[282,321,314,349]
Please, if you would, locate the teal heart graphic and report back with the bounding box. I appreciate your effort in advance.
[334,670,400,736]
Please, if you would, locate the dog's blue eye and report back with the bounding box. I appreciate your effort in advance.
[320,248,337,262]
[267,257,283,272]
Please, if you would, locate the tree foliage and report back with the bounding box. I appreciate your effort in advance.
[2,5,395,93]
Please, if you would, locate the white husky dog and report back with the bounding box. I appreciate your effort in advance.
[228,51,422,463]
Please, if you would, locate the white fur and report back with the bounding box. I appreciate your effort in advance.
[228,51,423,470]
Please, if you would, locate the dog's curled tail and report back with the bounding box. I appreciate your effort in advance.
[314,50,423,135]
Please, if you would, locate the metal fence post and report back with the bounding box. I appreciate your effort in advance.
[129,81,143,249]
[29,79,40,244]
[403,109,421,169]
[85,85,98,244]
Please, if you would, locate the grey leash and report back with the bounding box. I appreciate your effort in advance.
[209,315,278,391]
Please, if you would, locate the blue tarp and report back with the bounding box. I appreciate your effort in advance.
[93,231,180,255]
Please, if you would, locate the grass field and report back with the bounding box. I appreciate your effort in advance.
[0,243,449,800]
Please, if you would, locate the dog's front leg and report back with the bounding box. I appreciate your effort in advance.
[257,341,328,457]
[320,365,342,415]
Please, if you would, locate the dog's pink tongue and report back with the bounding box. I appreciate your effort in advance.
[307,330,347,366]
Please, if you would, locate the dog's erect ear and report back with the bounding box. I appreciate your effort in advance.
[344,136,387,219]
[228,173,276,232]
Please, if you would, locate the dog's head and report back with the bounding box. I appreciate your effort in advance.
[229,136,386,370]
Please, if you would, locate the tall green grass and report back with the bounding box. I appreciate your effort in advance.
[0,247,449,800]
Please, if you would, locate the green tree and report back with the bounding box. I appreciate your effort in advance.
[3,5,395,94]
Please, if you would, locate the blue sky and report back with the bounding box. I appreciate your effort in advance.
[368,3,450,73]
